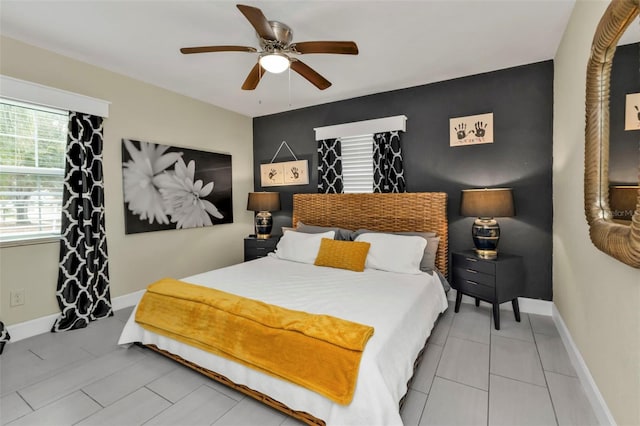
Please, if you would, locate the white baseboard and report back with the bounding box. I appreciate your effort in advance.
[552,305,616,426]
[111,289,145,312]
[6,289,145,342]
[6,312,59,343]
[446,292,553,316]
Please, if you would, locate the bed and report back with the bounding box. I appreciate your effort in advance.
[118,192,449,426]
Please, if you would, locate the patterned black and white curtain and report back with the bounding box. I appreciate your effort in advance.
[0,321,9,354]
[52,112,112,332]
[373,131,406,193]
[317,138,344,194]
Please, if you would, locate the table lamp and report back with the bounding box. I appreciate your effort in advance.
[247,192,281,239]
[460,188,515,259]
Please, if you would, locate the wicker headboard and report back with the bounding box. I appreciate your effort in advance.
[292,193,448,277]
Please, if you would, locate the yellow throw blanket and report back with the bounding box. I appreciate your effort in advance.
[135,278,374,404]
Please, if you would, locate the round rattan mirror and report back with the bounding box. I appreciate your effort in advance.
[585,0,640,268]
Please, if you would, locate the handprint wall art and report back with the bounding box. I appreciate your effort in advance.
[121,139,233,234]
[449,112,494,147]
[260,160,309,187]
[624,93,640,130]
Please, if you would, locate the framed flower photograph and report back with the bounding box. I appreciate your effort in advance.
[121,139,233,234]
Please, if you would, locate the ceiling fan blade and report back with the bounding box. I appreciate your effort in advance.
[291,41,359,55]
[241,62,265,90]
[180,45,257,54]
[236,4,276,41]
[290,60,331,90]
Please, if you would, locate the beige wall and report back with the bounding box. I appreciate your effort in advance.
[0,36,254,325]
[553,2,640,425]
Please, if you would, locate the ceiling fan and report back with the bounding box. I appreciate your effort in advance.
[180,4,359,91]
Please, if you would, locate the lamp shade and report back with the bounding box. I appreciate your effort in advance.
[460,188,515,218]
[247,192,281,212]
[609,185,639,220]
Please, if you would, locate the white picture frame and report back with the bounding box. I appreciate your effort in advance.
[260,163,284,187]
[450,112,494,147]
[260,160,309,187]
[624,93,640,131]
[283,160,309,185]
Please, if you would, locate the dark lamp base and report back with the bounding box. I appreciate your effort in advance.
[255,211,273,239]
[472,217,501,259]
[475,248,498,259]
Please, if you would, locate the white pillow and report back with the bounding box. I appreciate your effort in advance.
[275,230,336,264]
[355,233,427,274]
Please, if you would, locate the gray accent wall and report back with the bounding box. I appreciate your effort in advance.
[253,61,553,301]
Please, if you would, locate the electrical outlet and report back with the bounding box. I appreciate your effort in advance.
[10,289,25,307]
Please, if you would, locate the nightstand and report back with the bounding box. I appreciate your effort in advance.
[451,250,525,330]
[244,235,279,261]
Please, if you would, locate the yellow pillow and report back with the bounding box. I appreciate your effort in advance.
[314,238,371,272]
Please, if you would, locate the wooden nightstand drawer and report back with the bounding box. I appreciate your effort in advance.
[454,267,495,287]
[456,278,494,301]
[452,253,495,275]
[244,236,279,261]
[244,246,271,257]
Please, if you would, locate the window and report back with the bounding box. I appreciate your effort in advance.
[0,99,67,243]
[315,115,407,194]
[340,135,374,193]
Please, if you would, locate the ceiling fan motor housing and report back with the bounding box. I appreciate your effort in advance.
[259,21,293,51]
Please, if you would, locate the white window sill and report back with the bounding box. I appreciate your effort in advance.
[0,235,61,248]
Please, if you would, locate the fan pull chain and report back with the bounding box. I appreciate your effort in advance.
[288,66,292,107]
[258,64,263,105]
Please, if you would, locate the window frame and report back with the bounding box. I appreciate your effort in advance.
[0,75,109,247]
[0,99,68,246]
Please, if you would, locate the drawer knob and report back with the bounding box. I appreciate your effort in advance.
[466,280,479,286]
[465,269,478,274]
[465,257,478,262]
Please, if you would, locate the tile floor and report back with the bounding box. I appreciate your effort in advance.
[0,302,599,425]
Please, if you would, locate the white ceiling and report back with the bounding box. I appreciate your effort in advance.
[0,0,579,118]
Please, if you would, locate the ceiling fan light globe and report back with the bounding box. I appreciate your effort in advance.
[259,53,290,74]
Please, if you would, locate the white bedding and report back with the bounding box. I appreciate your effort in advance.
[118,255,448,426]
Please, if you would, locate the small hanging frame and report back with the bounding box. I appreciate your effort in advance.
[260,141,309,187]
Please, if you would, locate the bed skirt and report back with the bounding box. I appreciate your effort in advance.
[139,333,430,426]
[140,343,326,425]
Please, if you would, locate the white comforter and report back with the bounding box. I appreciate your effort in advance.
[118,255,448,426]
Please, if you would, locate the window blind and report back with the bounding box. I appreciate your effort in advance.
[340,135,373,193]
[0,100,67,242]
